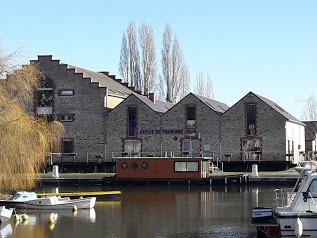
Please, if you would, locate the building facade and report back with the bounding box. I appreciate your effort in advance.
[30,55,135,164]
[221,92,305,170]
[29,56,308,171]
[304,121,317,160]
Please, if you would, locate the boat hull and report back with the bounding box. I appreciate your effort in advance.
[275,211,317,237]
[22,197,96,210]
[0,197,96,210]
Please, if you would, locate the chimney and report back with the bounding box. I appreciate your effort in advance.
[148,93,155,103]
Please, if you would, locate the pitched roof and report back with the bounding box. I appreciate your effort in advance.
[66,64,135,98]
[133,93,174,114]
[193,93,230,115]
[253,92,304,125]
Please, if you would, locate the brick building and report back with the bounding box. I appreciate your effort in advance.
[221,92,305,170]
[29,55,136,165]
[29,55,308,171]
[303,121,317,160]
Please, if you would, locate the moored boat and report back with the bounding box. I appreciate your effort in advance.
[0,191,96,210]
[250,164,317,237]
[0,206,13,223]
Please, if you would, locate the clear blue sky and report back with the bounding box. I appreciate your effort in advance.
[1,0,316,119]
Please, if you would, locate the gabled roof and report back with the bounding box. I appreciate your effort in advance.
[66,64,135,98]
[32,55,136,98]
[253,92,304,125]
[191,93,230,115]
[133,93,174,115]
[303,121,317,140]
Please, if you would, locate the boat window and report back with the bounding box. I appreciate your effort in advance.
[174,161,199,172]
[308,179,317,193]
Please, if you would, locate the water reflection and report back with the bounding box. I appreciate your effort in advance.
[0,185,276,238]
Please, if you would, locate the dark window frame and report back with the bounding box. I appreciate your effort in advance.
[174,161,199,172]
[61,138,74,154]
[245,103,257,135]
[58,113,75,122]
[186,105,196,137]
[128,106,137,137]
[35,76,55,122]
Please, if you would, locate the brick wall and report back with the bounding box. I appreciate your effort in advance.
[221,93,286,162]
[31,56,106,162]
[105,94,162,160]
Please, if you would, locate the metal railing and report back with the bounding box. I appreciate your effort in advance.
[273,188,296,208]
[45,152,105,165]
[210,157,223,173]
[111,151,214,158]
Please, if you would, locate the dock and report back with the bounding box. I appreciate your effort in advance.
[38,171,300,186]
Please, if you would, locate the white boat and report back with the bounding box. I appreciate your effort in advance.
[0,206,13,223]
[0,191,96,210]
[250,164,317,237]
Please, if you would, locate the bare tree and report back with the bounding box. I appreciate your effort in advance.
[194,72,205,96]
[161,25,173,102]
[301,94,317,121]
[127,21,141,90]
[194,72,214,99]
[119,22,189,100]
[139,22,157,95]
[178,62,190,101]
[118,32,129,83]
[161,25,189,103]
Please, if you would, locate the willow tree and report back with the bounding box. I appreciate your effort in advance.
[0,53,64,192]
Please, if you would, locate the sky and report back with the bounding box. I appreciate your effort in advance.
[1,0,317,119]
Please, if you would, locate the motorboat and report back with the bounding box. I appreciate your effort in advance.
[0,206,13,223]
[0,191,38,208]
[250,163,317,238]
[0,191,96,210]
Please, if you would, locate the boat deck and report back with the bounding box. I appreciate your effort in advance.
[250,219,279,227]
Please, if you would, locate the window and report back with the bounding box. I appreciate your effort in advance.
[175,161,199,172]
[241,137,262,160]
[58,114,75,122]
[246,104,257,135]
[62,138,74,153]
[309,180,317,197]
[121,162,128,169]
[182,139,200,157]
[128,107,137,137]
[36,76,54,122]
[58,89,75,96]
[123,139,141,156]
[186,106,196,137]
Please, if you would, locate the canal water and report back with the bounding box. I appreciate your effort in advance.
[0,184,279,238]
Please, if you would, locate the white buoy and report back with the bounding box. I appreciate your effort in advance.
[72,205,78,212]
[294,217,303,238]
